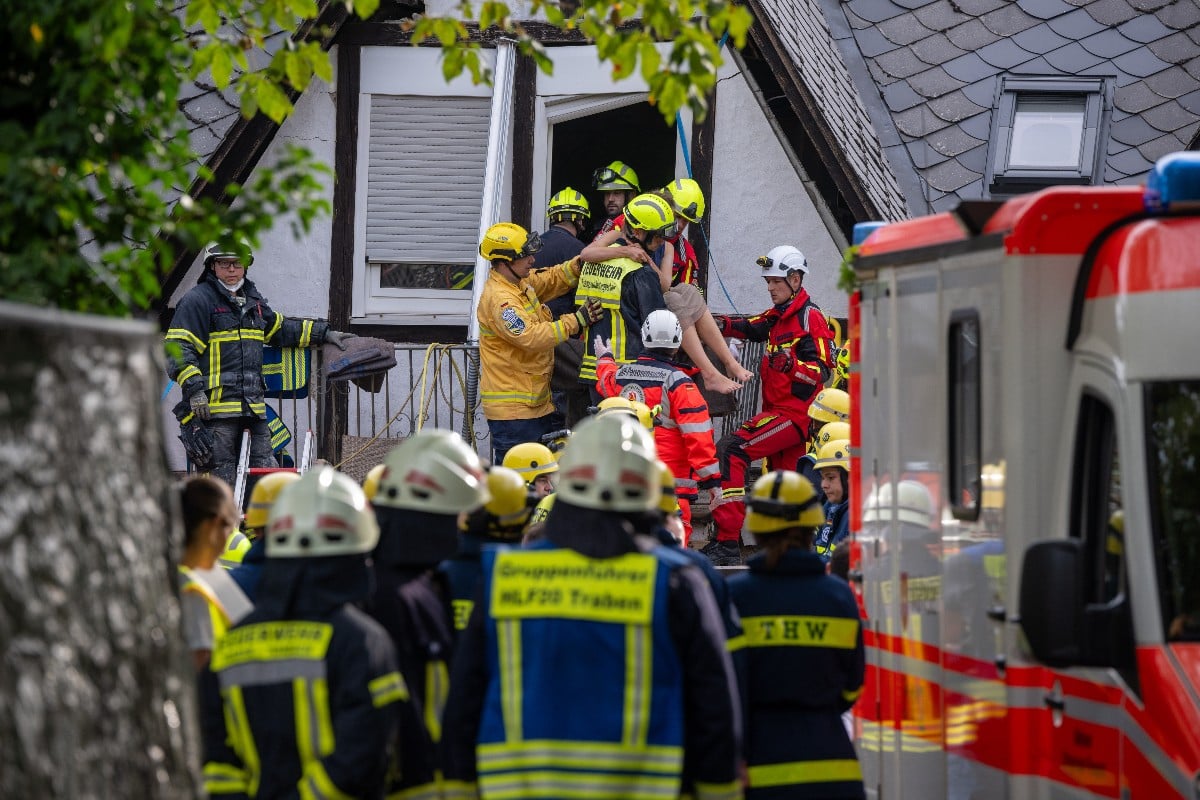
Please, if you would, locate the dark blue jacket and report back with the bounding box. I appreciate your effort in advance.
[229,538,265,600]
[728,550,865,799]
[815,499,850,561]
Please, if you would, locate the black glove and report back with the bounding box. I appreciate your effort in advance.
[767,351,795,374]
[179,421,214,466]
[188,391,211,421]
[324,330,355,350]
[574,300,603,330]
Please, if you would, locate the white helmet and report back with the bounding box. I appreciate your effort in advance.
[557,414,661,512]
[757,245,807,278]
[862,479,934,528]
[266,467,379,558]
[374,429,489,514]
[641,309,683,349]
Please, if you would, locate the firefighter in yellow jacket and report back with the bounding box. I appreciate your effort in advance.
[477,222,602,462]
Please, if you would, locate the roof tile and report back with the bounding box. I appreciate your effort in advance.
[883,79,927,112]
[912,32,968,65]
[977,38,1038,69]
[1143,99,1198,133]
[946,19,1003,51]
[1015,0,1077,20]
[956,141,991,173]
[1105,163,1132,181]
[954,0,1007,14]
[892,0,939,8]
[1178,120,1200,147]
[1110,114,1164,146]
[879,13,935,46]
[1157,0,1200,31]
[1084,0,1139,26]
[1014,55,1061,74]
[906,139,947,168]
[958,108,995,139]
[856,25,903,58]
[943,52,995,83]
[1078,28,1143,59]
[1117,13,1174,44]
[1138,131,1187,161]
[846,0,908,24]
[1148,31,1200,66]
[1113,47,1174,78]
[1129,0,1172,11]
[1042,41,1111,73]
[1147,65,1199,98]
[1047,7,1109,38]
[1177,88,1200,115]
[1116,80,1171,114]
[876,46,933,79]
[929,125,986,156]
[929,89,988,121]
[909,65,967,98]
[895,104,955,137]
[931,191,965,212]
[924,158,980,191]
[961,77,1000,107]
[1011,25,1072,55]
[1185,56,1200,81]
[842,5,876,30]
[914,0,971,31]
[981,4,1041,36]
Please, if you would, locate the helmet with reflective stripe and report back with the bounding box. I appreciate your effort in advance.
[641,309,683,349]
[622,194,675,239]
[547,187,590,224]
[462,466,532,539]
[592,160,641,193]
[374,429,489,513]
[816,421,851,450]
[746,470,824,535]
[862,480,934,528]
[595,396,657,430]
[203,238,254,268]
[502,442,559,486]
[480,222,542,262]
[836,341,852,383]
[557,414,660,512]
[245,471,302,529]
[756,245,807,278]
[813,439,852,472]
[267,467,379,557]
[664,178,705,223]
[809,388,850,424]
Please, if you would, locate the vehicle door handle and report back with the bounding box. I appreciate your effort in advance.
[1044,691,1065,711]
[987,605,1006,622]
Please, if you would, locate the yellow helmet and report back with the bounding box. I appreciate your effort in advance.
[362,463,386,502]
[217,529,252,568]
[809,387,850,424]
[595,396,657,430]
[622,194,675,239]
[664,178,705,223]
[547,187,590,224]
[479,222,543,262]
[812,439,852,472]
[245,471,302,529]
[466,466,532,539]
[657,460,681,515]
[836,342,852,383]
[816,421,851,450]
[557,414,660,513]
[527,493,556,528]
[592,160,640,193]
[745,470,824,536]
[502,442,559,485]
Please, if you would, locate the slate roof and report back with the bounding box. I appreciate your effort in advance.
[823,0,1200,213]
[751,0,912,220]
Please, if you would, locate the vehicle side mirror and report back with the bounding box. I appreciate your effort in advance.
[1019,540,1084,667]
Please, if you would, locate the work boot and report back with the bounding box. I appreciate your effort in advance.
[701,539,741,567]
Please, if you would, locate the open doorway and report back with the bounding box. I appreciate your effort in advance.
[548,101,678,238]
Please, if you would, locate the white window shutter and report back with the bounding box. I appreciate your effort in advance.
[365,96,490,263]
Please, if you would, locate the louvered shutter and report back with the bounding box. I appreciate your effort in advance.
[366,95,490,263]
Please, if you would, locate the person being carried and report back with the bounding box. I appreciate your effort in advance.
[583,181,749,395]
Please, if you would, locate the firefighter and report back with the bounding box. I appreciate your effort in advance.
[477,222,602,463]
[797,419,851,502]
[592,159,641,233]
[369,429,489,744]
[813,439,852,561]
[708,246,837,565]
[200,467,435,799]
[727,470,865,800]
[576,193,673,392]
[594,308,722,546]
[166,239,354,486]
[809,387,850,425]
[439,414,743,800]
[439,466,532,637]
[227,470,301,600]
[501,441,559,499]
[178,475,252,671]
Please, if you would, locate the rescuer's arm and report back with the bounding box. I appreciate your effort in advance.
[672,379,722,492]
[713,308,779,342]
[528,256,584,301]
[165,290,212,402]
[259,296,330,349]
[479,292,591,352]
[593,349,622,398]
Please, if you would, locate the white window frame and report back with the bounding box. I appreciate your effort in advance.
[352,47,500,325]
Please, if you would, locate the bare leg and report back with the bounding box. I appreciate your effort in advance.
[681,325,741,394]
[696,311,754,383]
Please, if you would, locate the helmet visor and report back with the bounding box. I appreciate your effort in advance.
[519,230,543,258]
[675,200,700,222]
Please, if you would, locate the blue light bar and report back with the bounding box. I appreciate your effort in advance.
[852,221,887,246]
[1144,151,1200,213]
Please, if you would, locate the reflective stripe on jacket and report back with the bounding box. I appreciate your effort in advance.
[477,259,580,420]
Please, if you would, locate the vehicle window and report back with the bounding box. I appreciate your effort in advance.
[1145,381,1200,642]
[948,311,981,520]
[1069,393,1124,605]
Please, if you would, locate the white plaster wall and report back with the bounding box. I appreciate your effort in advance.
[707,66,848,319]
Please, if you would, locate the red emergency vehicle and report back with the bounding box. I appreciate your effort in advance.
[845,152,1200,798]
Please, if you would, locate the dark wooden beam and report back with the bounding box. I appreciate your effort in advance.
[323,43,362,464]
[689,89,717,291]
[510,53,537,231]
[336,18,646,47]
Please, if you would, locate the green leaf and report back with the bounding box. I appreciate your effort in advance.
[211,46,234,88]
[353,0,380,19]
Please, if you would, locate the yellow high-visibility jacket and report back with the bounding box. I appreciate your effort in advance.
[478,258,581,420]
